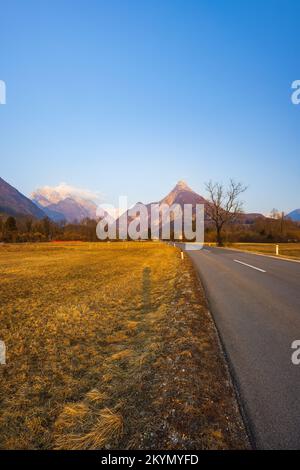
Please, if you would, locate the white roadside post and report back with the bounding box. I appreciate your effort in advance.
[0,341,6,365]
[181,250,184,260]
[276,244,279,256]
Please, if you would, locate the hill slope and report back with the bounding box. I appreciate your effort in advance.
[287,209,300,222]
[0,177,46,219]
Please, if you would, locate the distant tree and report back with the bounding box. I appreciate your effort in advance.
[269,209,286,238]
[42,217,51,239]
[270,208,281,220]
[205,179,247,246]
[5,216,17,232]
[280,211,286,236]
[26,219,33,233]
[3,216,17,242]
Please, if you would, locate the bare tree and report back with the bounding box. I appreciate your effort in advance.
[270,208,281,220]
[270,209,286,236]
[205,179,247,246]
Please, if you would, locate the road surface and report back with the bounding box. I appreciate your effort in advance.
[182,245,300,449]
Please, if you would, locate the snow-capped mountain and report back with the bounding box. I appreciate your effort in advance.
[31,183,98,222]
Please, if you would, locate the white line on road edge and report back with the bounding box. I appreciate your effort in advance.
[234,259,266,273]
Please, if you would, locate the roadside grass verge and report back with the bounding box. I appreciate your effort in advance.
[226,243,300,260]
[0,241,248,449]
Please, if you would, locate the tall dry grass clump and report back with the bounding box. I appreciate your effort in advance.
[54,407,123,450]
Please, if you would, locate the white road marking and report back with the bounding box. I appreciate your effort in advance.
[234,259,266,273]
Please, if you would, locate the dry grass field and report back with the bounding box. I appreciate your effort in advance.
[227,243,300,260]
[0,241,248,450]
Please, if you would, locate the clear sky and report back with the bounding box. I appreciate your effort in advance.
[0,0,299,213]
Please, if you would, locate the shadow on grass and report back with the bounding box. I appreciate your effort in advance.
[142,267,152,314]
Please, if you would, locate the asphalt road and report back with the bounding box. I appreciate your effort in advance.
[182,245,300,449]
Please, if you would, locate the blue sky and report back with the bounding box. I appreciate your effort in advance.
[0,0,299,213]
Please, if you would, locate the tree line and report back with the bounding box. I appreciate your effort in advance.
[1,212,299,245]
[1,181,299,245]
[0,215,99,243]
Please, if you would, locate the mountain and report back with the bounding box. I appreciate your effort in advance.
[160,180,208,207]
[46,198,96,222]
[116,180,208,236]
[116,180,265,237]
[237,212,265,224]
[33,200,66,223]
[287,209,300,222]
[31,186,98,222]
[0,177,46,219]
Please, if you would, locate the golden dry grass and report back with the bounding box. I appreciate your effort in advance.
[0,241,248,449]
[227,243,300,259]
